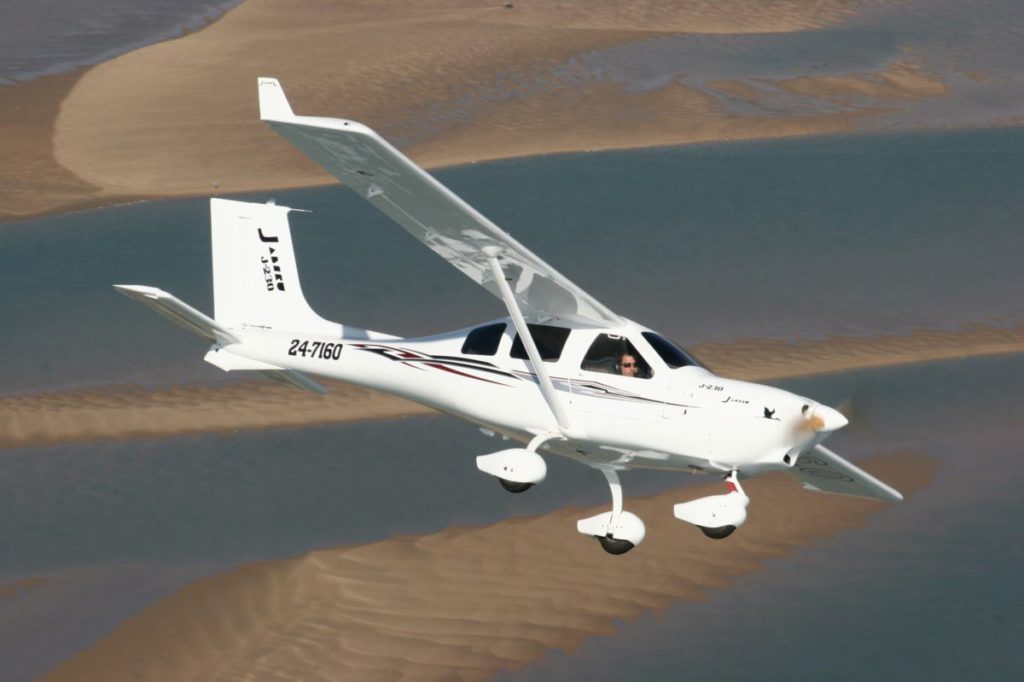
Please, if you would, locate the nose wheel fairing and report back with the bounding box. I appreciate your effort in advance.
[674,471,750,538]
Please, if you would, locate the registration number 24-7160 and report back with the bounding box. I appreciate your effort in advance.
[288,339,343,360]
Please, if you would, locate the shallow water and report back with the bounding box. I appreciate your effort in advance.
[0,0,241,84]
[507,353,1024,681]
[2,354,1020,680]
[1,130,1021,678]
[578,0,1024,129]
[2,129,1022,394]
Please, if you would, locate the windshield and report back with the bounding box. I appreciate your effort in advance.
[641,332,703,369]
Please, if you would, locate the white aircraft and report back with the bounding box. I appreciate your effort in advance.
[116,78,902,555]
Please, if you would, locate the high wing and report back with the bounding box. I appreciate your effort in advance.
[789,445,904,502]
[257,77,622,327]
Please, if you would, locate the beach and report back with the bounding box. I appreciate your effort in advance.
[2,323,1021,451]
[42,451,935,682]
[2,0,1001,222]
[3,0,1024,679]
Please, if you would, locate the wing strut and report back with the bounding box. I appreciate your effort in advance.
[484,249,578,436]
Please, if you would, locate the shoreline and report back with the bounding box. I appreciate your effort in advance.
[3,323,1020,451]
[41,450,937,681]
[0,0,988,224]
[5,117,1024,228]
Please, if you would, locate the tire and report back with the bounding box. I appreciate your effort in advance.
[499,478,534,493]
[699,525,736,540]
[597,535,636,555]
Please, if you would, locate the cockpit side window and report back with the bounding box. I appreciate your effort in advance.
[641,332,702,369]
[510,324,571,362]
[581,334,653,379]
[461,323,506,356]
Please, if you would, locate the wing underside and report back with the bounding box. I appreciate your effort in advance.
[257,77,621,327]
[789,445,904,502]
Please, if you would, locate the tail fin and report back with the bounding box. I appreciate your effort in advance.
[211,198,340,335]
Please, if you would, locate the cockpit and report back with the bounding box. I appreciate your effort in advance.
[459,321,702,378]
[581,333,653,379]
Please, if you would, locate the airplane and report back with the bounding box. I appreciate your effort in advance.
[115,77,902,555]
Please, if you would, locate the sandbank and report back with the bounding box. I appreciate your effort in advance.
[2,0,934,222]
[2,323,1020,450]
[43,450,935,681]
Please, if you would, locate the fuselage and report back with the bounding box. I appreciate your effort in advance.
[223,317,838,477]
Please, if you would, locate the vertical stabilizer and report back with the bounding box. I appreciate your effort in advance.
[211,198,339,334]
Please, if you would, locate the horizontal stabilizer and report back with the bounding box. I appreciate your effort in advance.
[114,285,238,344]
[204,346,326,394]
[789,445,903,502]
[258,369,327,394]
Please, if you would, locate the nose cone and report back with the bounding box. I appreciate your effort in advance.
[811,404,848,432]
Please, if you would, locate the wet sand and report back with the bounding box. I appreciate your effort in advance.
[42,451,934,681]
[2,0,939,222]
[0,72,106,220]
[3,323,1020,450]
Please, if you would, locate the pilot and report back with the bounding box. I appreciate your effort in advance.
[619,353,640,378]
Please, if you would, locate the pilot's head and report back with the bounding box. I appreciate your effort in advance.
[620,353,639,377]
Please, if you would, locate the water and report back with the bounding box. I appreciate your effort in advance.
[508,354,1024,681]
[3,357,1021,679]
[576,0,1024,129]
[1,132,1022,678]
[2,129,1023,394]
[0,0,241,84]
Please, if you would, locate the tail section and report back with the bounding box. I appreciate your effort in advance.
[211,198,339,335]
[116,198,396,393]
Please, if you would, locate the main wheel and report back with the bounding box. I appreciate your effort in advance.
[499,478,534,493]
[597,535,636,555]
[699,525,736,540]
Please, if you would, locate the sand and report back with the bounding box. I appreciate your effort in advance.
[42,451,934,681]
[2,0,930,222]
[3,323,1020,450]
[0,3,1005,678]
[0,72,104,220]
[0,379,432,451]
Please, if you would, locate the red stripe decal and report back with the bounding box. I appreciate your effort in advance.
[426,363,508,386]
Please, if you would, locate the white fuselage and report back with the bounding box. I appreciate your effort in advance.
[222,317,834,477]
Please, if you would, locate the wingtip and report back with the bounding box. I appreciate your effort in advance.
[113,284,164,300]
[258,76,294,120]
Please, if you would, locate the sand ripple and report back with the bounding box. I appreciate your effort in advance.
[1,0,911,220]
[693,323,1024,381]
[0,379,431,450]
[43,451,934,681]
[2,324,1020,450]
